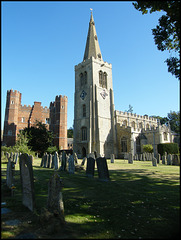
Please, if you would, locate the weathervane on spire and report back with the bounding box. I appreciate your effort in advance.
[90,8,93,12]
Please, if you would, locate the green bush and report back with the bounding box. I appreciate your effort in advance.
[46,146,58,154]
[143,144,153,153]
[157,143,179,155]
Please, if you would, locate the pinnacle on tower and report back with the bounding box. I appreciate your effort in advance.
[83,12,103,61]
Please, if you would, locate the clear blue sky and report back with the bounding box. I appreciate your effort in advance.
[1,1,180,130]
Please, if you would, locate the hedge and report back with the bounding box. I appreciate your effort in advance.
[157,143,179,156]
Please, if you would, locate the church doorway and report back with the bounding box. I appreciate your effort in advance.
[82,147,86,158]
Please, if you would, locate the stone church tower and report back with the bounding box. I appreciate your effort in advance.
[73,12,116,158]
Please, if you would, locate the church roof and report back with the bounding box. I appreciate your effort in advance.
[83,12,103,61]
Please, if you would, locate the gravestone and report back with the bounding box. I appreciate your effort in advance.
[167,154,172,165]
[73,152,78,164]
[47,173,64,219]
[110,154,115,163]
[86,157,95,177]
[19,153,35,211]
[15,153,19,164]
[128,153,133,164]
[6,158,15,189]
[60,151,67,171]
[143,153,146,161]
[172,155,180,166]
[43,153,48,168]
[47,154,52,168]
[162,155,166,164]
[68,154,75,174]
[157,153,161,164]
[152,157,157,166]
[54,152,59,170]
[40,156,44,167]
[96,157,110,181]
[81,157,87,166]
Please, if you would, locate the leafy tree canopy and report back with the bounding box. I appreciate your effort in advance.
[21,120,54,156]
[151,110,180,134]
[133,1,180,80]
[67,127,73,138]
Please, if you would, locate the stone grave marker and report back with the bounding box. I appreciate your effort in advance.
[96,157,110,181]
[110,154,115,163]
[43,153,48,168]
[68,154,75,174]
[19,153,35,211]
[86,157,95,178]
[47,154,52,168]
[167,154,172,165]
[172,155,179,166]
[29,155,33,164]
[54,152,59,170]
[152,157,157,166]
[157,153,161,164]
[128,153,133,164]
[60,151,67,171]
[162,155,166,164]
[47,173,64,219]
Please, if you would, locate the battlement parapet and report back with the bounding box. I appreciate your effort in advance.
[115,110,157,122]
[55,95,68,102]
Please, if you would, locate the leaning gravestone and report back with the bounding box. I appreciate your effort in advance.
[47,173,64,220]
[68,154,75,174]
[110,154,115,163]
[19,153,35,211]
[128,153,133,164]
[96,157,110,181]
[86,157,95,178]
[152,157,157,166]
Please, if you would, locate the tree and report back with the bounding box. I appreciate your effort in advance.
[151,110,180,134]
[133,1,180,80]
[67,127,73,138]
[143,144,153,153]
[22,121,54,156]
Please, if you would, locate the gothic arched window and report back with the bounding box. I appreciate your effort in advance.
[81,127,87,141]
[103,72,107,89]
[99,71,103,87]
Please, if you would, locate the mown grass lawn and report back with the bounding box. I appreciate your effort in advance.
[1,157,180,239]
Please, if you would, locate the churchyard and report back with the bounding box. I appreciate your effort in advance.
[1,152,180,239]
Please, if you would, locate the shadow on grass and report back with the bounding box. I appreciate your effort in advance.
[2,165,180,239]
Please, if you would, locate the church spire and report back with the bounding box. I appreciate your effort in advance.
[83,11,103,61]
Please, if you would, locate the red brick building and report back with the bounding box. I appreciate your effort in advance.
[3,89,67,150]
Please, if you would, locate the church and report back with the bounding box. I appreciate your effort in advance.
[73,12,175,159]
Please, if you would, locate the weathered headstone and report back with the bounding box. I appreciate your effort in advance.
[128,153,133,164]
[143,152,146,161]
[19,153,35,211]
[47,173,64,219]
[43,153,48,168]
[110,154,115,163]
[172,155,180,166]
[68,155,75,174]
[40,155,44,167]
[15,153,19,164]
[86,157,95,178]
[54,152,59,170]
[81,157,87,166]
[47,154,52,168]
[96,157,110,181]
[152,157,157,166]
[60,151,67,171]
[157,153,161,164]
[162,155,166,164]
[167,154,172,165]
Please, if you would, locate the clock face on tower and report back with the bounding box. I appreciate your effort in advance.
[100,89,108,99]
[80,90,87,100]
